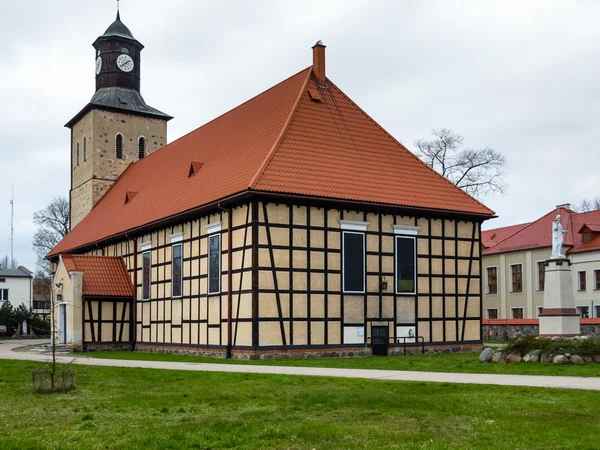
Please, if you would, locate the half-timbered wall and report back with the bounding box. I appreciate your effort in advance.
[256,201,482,349]
[71,198,482,355]
[83,297,131,347]
[85,204,253,351]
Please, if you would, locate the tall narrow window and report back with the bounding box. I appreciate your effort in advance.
[595,270,600,290]
[76,142,80,166]
[537,262,545,291]
[511,264,522,293]
[342,231,365,293]
[487,309,498,319]
[116,134,123,159]
[579,271,586,291]
[395,236,415,294]
[172,244,182,298]
[0,289,9,301]
[138,137,146,159]
[512,308,524,319]
[583,231,591,243]
[208,234,221,295]
[142,251,151,300]
[486,267,497,294]
[83,137,87,161]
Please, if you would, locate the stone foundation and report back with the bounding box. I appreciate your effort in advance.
[483,319,600,340]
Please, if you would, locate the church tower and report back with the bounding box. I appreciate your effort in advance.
[66,8,172,229]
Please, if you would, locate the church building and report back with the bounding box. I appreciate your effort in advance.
[48,10,495,359]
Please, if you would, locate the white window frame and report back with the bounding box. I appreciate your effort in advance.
[486,308,498,319]
[142,249,151,301]
[171,243,183,299]
[138,135,147,159]
[207,233,221,296]
[509,263,523,293]
[536,260,545,292]
[341,230,366,294]
[511,307,524,319]
[0,289,8,301]
[485,266,498,295]
[394,235,416,295]
[594,269,600,291]
[115,132,124,159]
[578,270,586,292]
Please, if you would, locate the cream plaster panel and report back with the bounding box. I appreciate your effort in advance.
[381,214,394,233]
[293,294,308,318]
[431,297,443,318]
[259,322,283,346]
[419,322,430,342]
[310,207,325,227]
[367,235,378,252]
[367,255,379,272]
[293,206,307,226]
[293,229,307,247]
[430,219,442,237]
[266,203,289,224]
[311,251,325,270]
[234,322,252,346]
[457,222,474,239]
[328,323,341,344]
[444,240,456,257]
[311,322,325,345]
[293,251,308,269]
[310,230,325,248]
[431,259,443,275]
[395,216,415,227]
[327,253,341,271]
[294,322,308,345]
[328,295,341,318]
[344,295,364,322]
[432,322,444,342]
[382,297,394,318]
[396,297,415,323]
[418,277,429,294]
[328,232,341,249]
[432,277,443,295]
[208,328,220,345]
[418,297,429,318]
[417,238,428,255]
[367,296,379,318]
[311,273,325,291]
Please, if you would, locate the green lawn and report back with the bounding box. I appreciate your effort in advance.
[1,360,600,449]
[82,350,600,377]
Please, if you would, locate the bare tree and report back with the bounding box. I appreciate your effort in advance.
[0,255,18,269]
[32,197,69,275]
[574,197,600,213]
[414,128,507,198]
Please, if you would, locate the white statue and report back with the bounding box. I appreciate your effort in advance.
[551,214,567,259]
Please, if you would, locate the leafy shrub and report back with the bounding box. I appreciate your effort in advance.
[502,335,600,357]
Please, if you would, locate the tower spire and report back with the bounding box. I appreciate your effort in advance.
[116,0,120,20]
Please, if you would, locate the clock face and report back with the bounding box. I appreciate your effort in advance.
[95,56,102,75]
[116,54,134,73]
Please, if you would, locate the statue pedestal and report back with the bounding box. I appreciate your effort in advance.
[539,259,580,337]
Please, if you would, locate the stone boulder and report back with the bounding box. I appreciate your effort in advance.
[541,353,554,363]
[523,352,540,363]
[593,355,600,363]
[583,356,593,363]
[506,352,522,364]
[491,352,506,363]
[553,355,569,365]
[570,355,585,365]
[479,347,495,363]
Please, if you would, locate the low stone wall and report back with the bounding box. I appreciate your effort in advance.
[483,319,600,340]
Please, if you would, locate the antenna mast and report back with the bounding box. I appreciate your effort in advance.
[9,184,14,266]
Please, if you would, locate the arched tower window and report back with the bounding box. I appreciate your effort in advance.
[116,134,123,159]
[83,137,87,161]
[76,142,80,166]
[138,136,146,159]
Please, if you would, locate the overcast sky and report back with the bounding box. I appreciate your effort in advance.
[1,0,599,271]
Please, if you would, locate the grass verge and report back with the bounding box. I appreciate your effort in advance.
[1,360,600,449]
[82,350,600,377]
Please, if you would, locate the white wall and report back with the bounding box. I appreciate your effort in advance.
[0,276,32,309]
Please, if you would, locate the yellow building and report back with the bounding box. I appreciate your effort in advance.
[482,204,600,320]
[48,12,494,358]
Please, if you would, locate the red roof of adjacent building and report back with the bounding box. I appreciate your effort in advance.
[481,222,531,249]
[62,255,133,297]
[483,207,600,256]
[49,50,494,257]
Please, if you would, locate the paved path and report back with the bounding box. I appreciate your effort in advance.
[2,340,600,391]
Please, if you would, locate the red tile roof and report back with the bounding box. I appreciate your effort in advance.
[49,62,494,257]
[62,255,133,297]
[483,208,600,256]
[481,222,531,249]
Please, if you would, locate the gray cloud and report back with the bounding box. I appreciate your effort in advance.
[1,0,599,270]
